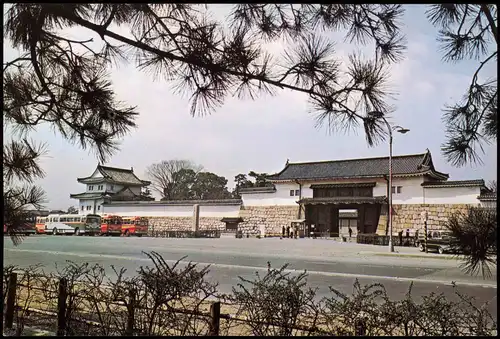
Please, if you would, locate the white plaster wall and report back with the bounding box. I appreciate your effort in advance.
[423,186,481,205]
[95,198,105,215]
[373,177,425,204]
[102,203,241,217]
[78,199,97,214]
[199,205,240,217]
[241,183,301,206]
[242,176,484,206]
[103,204,193,217]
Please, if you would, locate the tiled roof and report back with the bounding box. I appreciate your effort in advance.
[422,179,485,188]
[268,150,448,181]
[99,166,147,185]
[103,199,242,206]
[478,192,497,201]
[238,186,276,194]
[78,165,150,186]
[70,192,109,200]
[299,196,387,205]
[310,182,377,189]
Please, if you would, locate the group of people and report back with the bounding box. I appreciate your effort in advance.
[281,225,299,239]
[397,228,419,246]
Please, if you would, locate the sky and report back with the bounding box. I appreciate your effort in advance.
[3,5,497,210]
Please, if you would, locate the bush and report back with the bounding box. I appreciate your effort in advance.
[4,253,497,336]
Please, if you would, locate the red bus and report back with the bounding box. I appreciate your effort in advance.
[100,215,122,236]
[121,216,148,237]
[35,216,48,234]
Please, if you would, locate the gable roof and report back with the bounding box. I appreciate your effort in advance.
[422,179,485,188]
[78,165,150,186]
[267,150,449,182]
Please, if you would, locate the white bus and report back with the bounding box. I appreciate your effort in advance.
[44,214,101,236]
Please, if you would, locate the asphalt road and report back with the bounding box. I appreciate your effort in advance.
[3,236,497,317]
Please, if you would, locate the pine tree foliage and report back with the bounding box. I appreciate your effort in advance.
[426,4,497,167]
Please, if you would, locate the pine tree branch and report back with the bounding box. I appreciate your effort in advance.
[480,4,498,44]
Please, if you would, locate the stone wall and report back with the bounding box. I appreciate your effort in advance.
[199,217,226,231]
[239,205,299,236]
[391,204,471,233]
[147,217,192,232]
[147,216,226,232]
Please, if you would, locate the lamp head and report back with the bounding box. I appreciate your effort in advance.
[397,128,410,134]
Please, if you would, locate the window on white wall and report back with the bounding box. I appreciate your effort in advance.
[98,185,103,190]
[89,185,94,191]
[295,189,300,196]
[97,205,101,211]
[290,190,295,196]
[81,206,84,211]
[86,206,91,211]
[392,186,402,194]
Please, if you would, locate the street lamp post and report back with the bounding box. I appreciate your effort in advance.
[367,112,409,253]
[385,121,410,252]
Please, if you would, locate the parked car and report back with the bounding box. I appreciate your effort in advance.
[417,230,458,254]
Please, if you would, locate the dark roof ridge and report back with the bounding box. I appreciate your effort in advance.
[286,151,427,166]
[98,165,134,173]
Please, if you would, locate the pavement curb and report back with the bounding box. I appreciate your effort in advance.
[363,252,458,260]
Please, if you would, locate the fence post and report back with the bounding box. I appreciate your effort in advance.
[57,278,68,336]
[355,318,366,336]
[209,301,221,336]
[4,272,18,329]
[126,287,136,336]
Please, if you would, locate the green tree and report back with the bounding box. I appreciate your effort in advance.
[232,173,254,198]
[67,206,79,214]
[248,171,272,188]
[170,168,197,200]
[191,172,232,200]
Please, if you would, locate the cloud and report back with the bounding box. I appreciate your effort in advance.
[3,5,496,209]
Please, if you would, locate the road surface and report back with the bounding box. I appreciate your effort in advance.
[3,236,497,317]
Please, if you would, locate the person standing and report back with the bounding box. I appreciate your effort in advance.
[398,230,403,246]
[348,226,353,238]
[282,225,285,238]
[414,229,419,247]
[286,225,290,238]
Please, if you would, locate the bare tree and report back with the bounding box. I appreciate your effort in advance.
[426,4,497,167]
[487,180,497,193]
[146,160,203,200]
